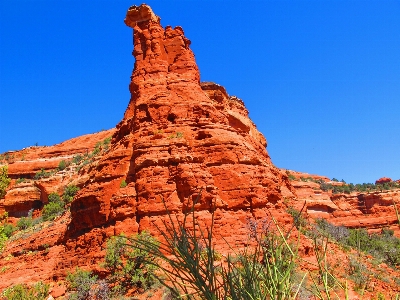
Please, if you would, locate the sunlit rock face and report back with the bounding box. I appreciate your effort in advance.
[69,4,294,240]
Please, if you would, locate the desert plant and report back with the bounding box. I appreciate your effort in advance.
[66,268,98,300]
[33,168,53,180]
[347,256,370,292]
[63,185,79,203]
[104,232,159,292]
[15,178,26,185]
[0,165,11,199]
[42,194,64,221]
[58,160,67,170]
[72,154,83,165]
[16,209,34,230]
[42,201,64,221]
[2,281,49,300]
[120,180,127,188]
[123,194,309,300]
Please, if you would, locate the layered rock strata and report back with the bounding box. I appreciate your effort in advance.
[69,4,294,243]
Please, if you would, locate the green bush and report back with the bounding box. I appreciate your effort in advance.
[58,160,67,171]
[66,268,99,300]
[42,202,64,221]
[2,281,49,300]
[2,223,16,238]
[104,232,159,292]
[126,208,305,299]
[33,168,53,180]
[0,166,11,199]
[72,154,83,165]
[120,180,127,188]
[63,185,79,203]
[16,209,34,230]
[48,192,62,204]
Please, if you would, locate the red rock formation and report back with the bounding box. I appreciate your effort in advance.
[69,4,294,243]
[375,177,392,185]
[0,129,115,221]
[3,129,115,179]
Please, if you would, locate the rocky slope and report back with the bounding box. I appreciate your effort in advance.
[0,4,399,298]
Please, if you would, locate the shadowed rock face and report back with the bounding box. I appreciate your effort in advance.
[69,4,294,237]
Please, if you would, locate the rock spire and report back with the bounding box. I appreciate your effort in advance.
[69,4,294,242]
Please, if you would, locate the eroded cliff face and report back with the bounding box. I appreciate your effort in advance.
[69,4,294,241]
[1,5,400,297]
[288,171,400,234]
[0,129,115,221]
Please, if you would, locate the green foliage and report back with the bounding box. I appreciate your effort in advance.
[41,192,65,221]
[66,268,99,300]
[2,281,49,300]
[0,212,15,252]
[63,185,79,203]
[33,168,53,180]
[120,180,127,188]
[316,219,400,268]
[104,232,159,292]
[58,160,67,170]
[42,202,64,222]
[72,154,83,165]
[2,223,16,238]
[15,178,26,185]
[48,192,62,204]
[0,233,7,252]
[124,199,319,300]
[347,256,371,292]
[16,209,34,230]
[0,165,11,198]
[320,181,400,194]
[287,207,308,229]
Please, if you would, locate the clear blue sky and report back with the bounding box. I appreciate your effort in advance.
[1,1,399,184]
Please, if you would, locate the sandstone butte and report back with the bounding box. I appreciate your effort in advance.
[1,4,400,298]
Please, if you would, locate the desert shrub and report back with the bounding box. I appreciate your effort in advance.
[120,180,127,188]
[58,160,67,170]
[48,192,62,204]
[0,166,11,199]
[0,224,15,252]
[63,185,79,203]
[0,233,7,252]
[315,218,349,244]
[15,178,26,185]
[287,206,308,229]
[316,219,400,267]
[72,154,83,165]
[125,204,307,299]
[381,227,394,237]
[104,232,159,292]
[16,209,34,230]
[42,202,64,221]
[2,223,16,238]
[0,212,15,251]
[2,281,49,300]
[66,268,98,300]
[42,193,65,221]
[33,168,52,180]
[347,256,371,291]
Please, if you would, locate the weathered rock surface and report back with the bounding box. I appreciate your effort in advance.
[69,4,294,241]
[2,129,115,179]
[0,129,115,221]
[1,4,400,298]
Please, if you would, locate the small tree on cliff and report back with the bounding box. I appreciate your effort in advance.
[0,165,11,199]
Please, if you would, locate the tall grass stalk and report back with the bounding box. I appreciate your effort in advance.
[124,193,309,299]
